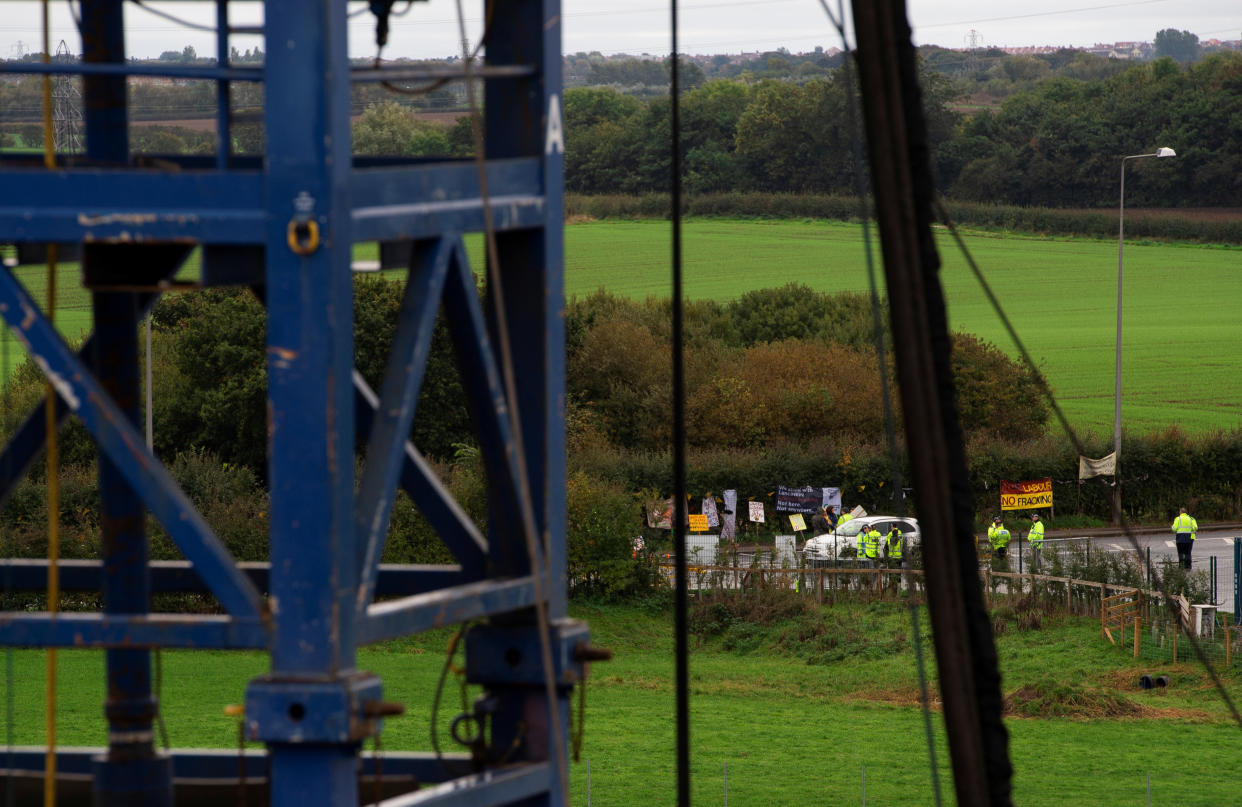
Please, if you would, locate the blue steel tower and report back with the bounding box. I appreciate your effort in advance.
[0,1,584,805]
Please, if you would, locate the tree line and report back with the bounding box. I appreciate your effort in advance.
[566,50,1242,207]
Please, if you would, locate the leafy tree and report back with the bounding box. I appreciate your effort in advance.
[1154,29,1200,64]
[950,333,1049,441]
[353,101,418,155]
[153,288,268,472]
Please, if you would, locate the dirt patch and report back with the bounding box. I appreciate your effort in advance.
[846,687,941,710]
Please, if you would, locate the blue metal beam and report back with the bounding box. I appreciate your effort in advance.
[441,243,541,578]
[0,268,264,620]
[357,576,540,646]
[0,746,469,784]
[377,764,552,807]
[0,560,469,598]
[0,614,267,648]
[353,373,488,574]
[356,237,454,613]
[0,171,265,243]
[350,160,545,241]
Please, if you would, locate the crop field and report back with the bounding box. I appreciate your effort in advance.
[1,601,1238,805]
[6,218,1239,437]
[562,219,1242,437]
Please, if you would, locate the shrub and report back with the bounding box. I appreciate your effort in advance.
[566,471,654,598]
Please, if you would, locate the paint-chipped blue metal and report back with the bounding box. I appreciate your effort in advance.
[0,559,470,599]
[379,765,553,807]
[356,236,455,612]
[357,576,542,646]
[0,171,266,243]
[354,374,488,575]
[439,239,541,578]
[1,61,265,81]
[4,746,468,782]
[0,267,264,620]
[465,621,589,687]
[0,0,575,802]
[0,613,267,648]
[244,674,384,744]
[91,754,174,807]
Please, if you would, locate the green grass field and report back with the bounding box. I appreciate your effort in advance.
[2,601,1238,805]
[564,219,1242,437]
[7,219,1239,437]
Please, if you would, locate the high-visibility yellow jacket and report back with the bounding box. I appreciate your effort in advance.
[886,529,903,558]
[863,528,881,558]
[987,525,1011,550]
[1171,513,1198,540]
[1028,521,1045,544]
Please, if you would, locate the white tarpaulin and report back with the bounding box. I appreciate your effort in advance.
[1079,453,1116,479]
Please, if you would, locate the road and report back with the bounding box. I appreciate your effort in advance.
[1028,528,1239,613]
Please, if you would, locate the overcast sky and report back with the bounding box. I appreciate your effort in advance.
[0,1,1237,61]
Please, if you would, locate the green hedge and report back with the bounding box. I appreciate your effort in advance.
[573,428,1242,534]
[565,193,1242,245]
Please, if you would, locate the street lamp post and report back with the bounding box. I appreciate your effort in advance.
[1114,146,1175,524]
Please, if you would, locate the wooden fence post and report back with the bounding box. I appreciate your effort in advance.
[1173,627,1178,664]
[1133,616,1140,659]
[1100,595,1106,639]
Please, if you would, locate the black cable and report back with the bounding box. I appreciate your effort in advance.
[669,1,690,806]
[127,0,217,33]
[815,0,944,800]
[2,254,13,807]
[934,199,1242,731]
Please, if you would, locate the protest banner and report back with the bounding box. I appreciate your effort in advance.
[774,485,821,514]
[1000,478,1053,511]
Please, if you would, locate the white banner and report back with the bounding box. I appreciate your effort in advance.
[1079,453,1116,479]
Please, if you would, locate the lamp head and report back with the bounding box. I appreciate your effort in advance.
[1156,147,1176,158]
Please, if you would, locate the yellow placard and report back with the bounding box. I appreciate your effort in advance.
[1000,478,1053,511]
[688,514,709,532]
[789,513,806,532]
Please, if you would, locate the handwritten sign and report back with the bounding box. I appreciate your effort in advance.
[789,514,806,532]
[748,501,765,523]
[688,514,709,532]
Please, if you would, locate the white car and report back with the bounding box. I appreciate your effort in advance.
[802,515,920,567]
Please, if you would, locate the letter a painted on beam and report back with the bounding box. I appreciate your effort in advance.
[545,94,564,155]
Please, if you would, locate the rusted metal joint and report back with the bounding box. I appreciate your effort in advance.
[574,643,613,663]
[361,700,405,718]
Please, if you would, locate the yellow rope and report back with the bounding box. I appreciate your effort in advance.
[39,2,60,804]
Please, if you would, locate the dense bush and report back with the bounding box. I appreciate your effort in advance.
[566,471,655,598]
[566,289,1047,451]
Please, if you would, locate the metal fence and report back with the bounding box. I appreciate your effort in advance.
[659,560,1242,669]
